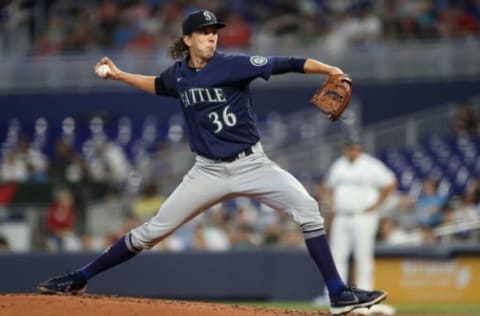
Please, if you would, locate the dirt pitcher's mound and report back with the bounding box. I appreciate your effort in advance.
[0,294,328,316]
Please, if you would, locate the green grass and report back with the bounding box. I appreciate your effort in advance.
[393,303,480,312]
[233,301,319,310]
[225,301,480,313]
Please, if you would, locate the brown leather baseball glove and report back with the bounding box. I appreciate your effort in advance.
[310,73,352,121]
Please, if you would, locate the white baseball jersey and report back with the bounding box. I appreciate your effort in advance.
[326,153,395,214]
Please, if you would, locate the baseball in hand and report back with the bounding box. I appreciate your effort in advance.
[96,64,110,78]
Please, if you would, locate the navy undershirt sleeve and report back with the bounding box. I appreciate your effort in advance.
[271,57,306,74]
[154,66,177,97]
[154,76,168,95]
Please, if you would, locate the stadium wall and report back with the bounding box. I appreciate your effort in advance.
[1,250,323,301]
[2,79,480,127]
[1,247,479,302]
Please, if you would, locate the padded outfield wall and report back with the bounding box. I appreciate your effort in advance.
[1,246,479,303]
[1,79,479,128]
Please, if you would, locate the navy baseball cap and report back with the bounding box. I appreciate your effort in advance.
[182,10,226,35]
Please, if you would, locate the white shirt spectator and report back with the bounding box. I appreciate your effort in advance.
[0,150,28,182]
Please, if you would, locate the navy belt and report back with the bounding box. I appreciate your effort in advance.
[217,146,254,162]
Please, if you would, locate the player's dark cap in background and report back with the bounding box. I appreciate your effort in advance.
[343,134,362,147]
[182,10,226,35]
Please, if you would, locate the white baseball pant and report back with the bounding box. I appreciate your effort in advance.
[127,143,324,250]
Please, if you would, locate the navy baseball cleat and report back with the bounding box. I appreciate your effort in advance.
[37,272,87,295]
[329,286,387,316]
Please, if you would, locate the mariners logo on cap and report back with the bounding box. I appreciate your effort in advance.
[182,10,225,35]
[203,11,213,21]
[250,56,268,67]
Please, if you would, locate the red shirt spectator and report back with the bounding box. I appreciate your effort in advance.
[438,5,478,37]
[219,13,252,48]
[46,189,75,233]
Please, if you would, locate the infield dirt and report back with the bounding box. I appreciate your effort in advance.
[0,294,329,316]
[8,294,476,316]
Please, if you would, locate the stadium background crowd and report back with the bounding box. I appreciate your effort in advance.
[0,0,480,253]
[1,0,479,56]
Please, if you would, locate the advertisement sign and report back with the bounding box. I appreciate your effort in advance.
[375,257,479,303]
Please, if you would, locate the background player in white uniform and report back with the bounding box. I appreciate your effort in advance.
[325,136,397,314]
[37,10,386,315]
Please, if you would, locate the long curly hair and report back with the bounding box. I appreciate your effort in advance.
[168,37,189,60]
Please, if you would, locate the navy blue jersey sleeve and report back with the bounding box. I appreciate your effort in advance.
[226,54,274,82]
[154,66,177,97]
[271,57,306,74]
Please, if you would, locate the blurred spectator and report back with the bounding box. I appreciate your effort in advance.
[80,234,108,252]
[0,234,10,251]
[262,221,282,245]
[17,135,48,182]
[86,186,127,244]
[151,2,183,46]
[34,14,66,55]
[113,12,139,50]
[218,12,252,48]
[419,225,438,244]
[416,0,440,39]
[452,101,478,138]
[456,190,480,220]
[466,0,480,20]
[85,140,131,184]
[161,220,197,251]
[95,0,121,49]
[1,0,480,55]
[143,142,174,191]
[147,139,194,194]
[437,3,478,38]
[346,1,382,48]
[62,8,93,52]
[131,183,165,222]
[229,223,257,250]
[277,220,305,249]
[104,212,141,247]
[200,207,231,251]
[0,0,32,54]
[49,139,84,183]
[260,214,282,247]
[258,13,301,43]
[191,222,207,250]
[0,183,17,208]
[45,187,77,251]
[382,0,430,41]
[412,177,447,228]
[0,149,28,183]
[441,194,480,242]
[377,217,411,245]
[312,180,334,233]
[465,176,480,206]
[79,116,131,184]
[324,1,382,55]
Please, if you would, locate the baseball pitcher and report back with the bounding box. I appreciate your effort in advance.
[37,10,386,316]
